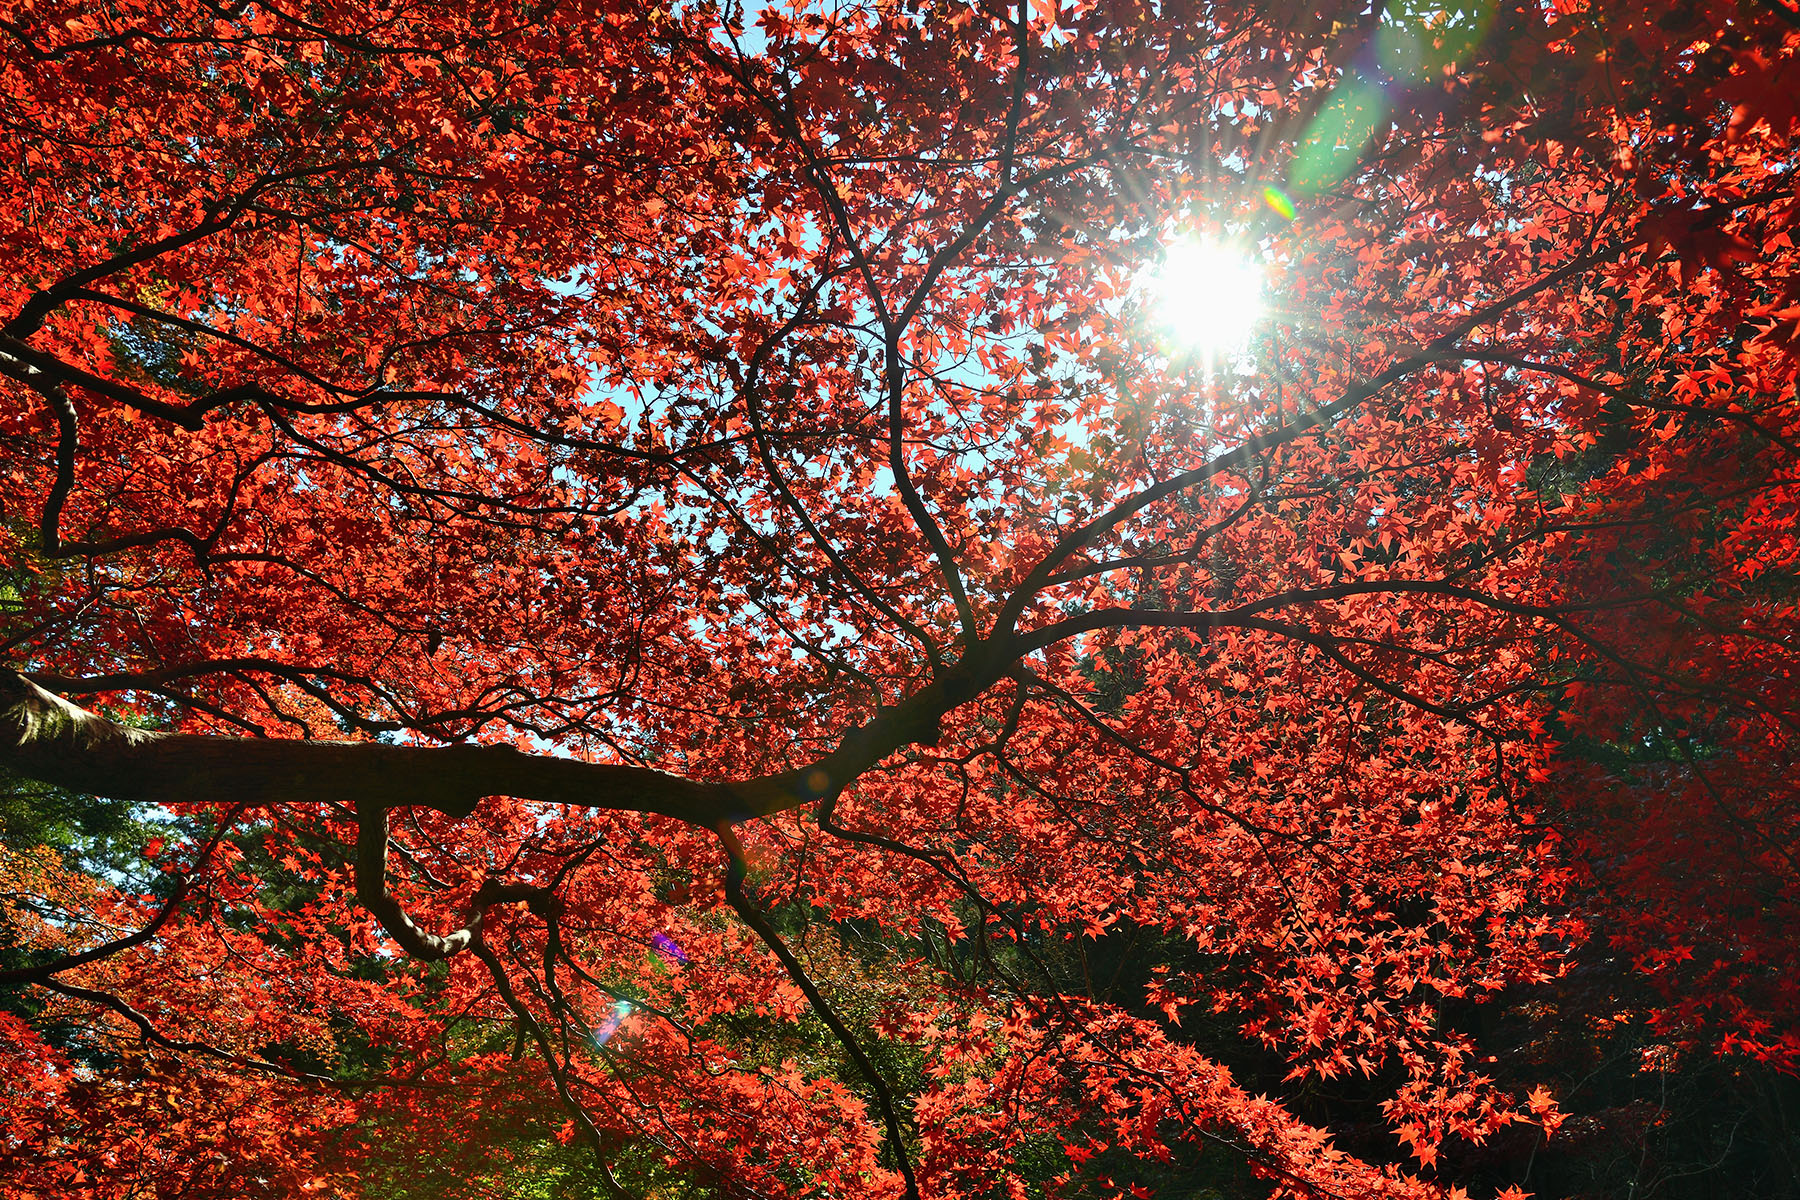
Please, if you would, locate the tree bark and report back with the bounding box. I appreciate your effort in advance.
[0,652,1008,826]
[0,669,747,823]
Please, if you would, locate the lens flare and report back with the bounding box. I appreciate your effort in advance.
[650,931,690,967]
[594,999,635,1047]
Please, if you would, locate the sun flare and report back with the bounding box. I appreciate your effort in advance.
[1149,238,1267,366]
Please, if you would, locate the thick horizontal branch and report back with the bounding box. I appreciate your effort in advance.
[0,671,747,825]
[0,641,1001,961]
[0,638,1010,817]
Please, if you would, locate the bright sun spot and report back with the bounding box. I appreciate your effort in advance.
[1148,239,1266,365]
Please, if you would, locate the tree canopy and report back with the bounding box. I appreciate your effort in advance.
[2,0,1798,1196]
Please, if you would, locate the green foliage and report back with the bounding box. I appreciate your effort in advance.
[0,771,168,888]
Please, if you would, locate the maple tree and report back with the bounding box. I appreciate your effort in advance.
[1,0,1798,1195]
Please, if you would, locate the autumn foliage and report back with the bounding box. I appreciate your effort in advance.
[1,0,1798,1196]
